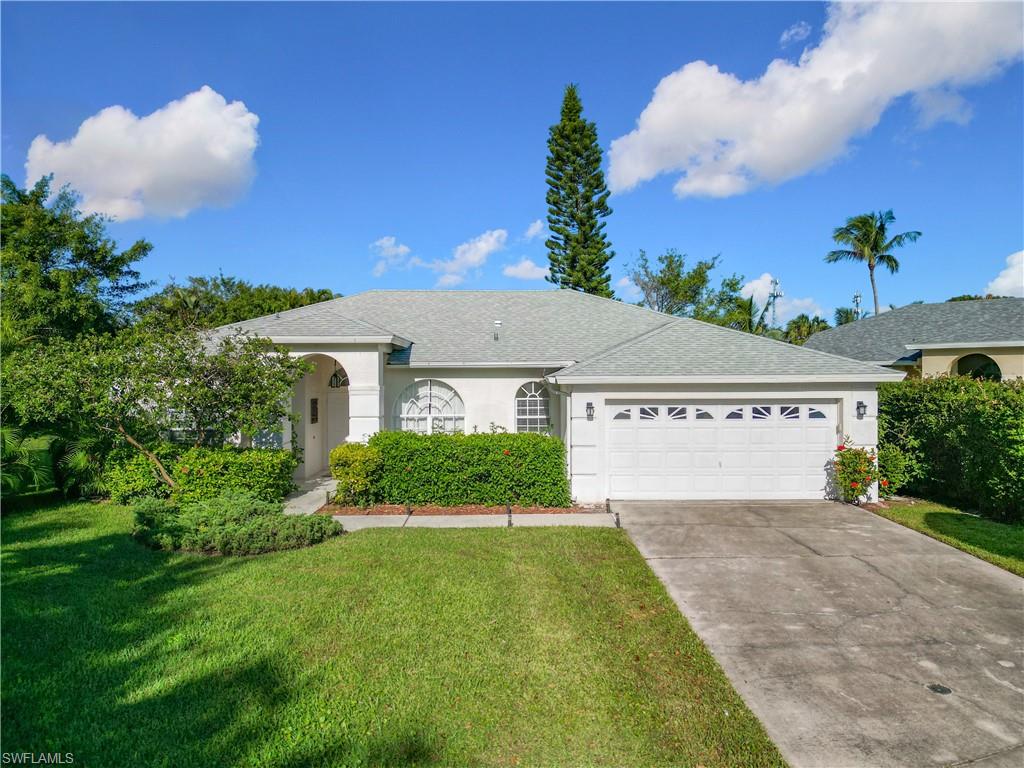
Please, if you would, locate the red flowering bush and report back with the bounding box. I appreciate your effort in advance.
[832,437,877,504]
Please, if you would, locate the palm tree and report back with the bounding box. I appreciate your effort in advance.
[825,210,921,315]
[785,314,830,345]
[730,296,770,335]
[834,307,858,326]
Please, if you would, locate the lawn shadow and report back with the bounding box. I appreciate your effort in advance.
[922,511,1024,561]
[1,506,445,767]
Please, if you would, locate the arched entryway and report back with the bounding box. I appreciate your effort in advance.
[956,353,1002,381]
[292,354,351,478]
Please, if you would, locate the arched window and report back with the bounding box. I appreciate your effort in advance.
[393,379,464,434]
[515,382,550,433]
[956,354,1002,381]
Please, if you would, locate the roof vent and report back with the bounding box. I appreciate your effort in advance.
[493,320,502,341]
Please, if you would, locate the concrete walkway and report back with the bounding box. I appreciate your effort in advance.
[283,475,337,516]
[618,500,1024,768]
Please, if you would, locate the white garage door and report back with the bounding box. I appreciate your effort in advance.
[607,402,838,500]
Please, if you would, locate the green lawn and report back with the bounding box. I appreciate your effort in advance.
[1,502,784,768]
[870,498,1024,577]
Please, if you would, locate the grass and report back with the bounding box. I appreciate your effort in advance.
[869,498,1024,577]
[1,502,785,768]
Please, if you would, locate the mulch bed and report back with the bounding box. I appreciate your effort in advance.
[318,504,593,516]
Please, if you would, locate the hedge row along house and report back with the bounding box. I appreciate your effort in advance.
[216,290,902,502]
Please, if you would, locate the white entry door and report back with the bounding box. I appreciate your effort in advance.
[606,402,838,499]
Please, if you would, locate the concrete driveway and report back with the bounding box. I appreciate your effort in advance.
[618,501,1024,768]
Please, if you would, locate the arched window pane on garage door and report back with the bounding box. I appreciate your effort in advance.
[393,379,465,434]
[515,381,550,433]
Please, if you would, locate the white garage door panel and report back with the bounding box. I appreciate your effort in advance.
[606,402,838,500]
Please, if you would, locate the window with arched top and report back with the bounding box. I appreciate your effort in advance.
[956,354,1002,381]
[393,379,465,434]
[515,382,551,433]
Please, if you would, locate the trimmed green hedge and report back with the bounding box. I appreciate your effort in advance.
[329,442,381,505]
[105,446,297,505]
[132,491,342,556]
[879,377,1024,521]
[172,447,297,504]
[368,431,571,507]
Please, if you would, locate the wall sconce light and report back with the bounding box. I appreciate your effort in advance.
[585,402,595,420]
[856,400,867,419]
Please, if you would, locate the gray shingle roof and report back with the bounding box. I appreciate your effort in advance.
[221,290,674,366]
[804,298,1024,363]
[552,318,900,380]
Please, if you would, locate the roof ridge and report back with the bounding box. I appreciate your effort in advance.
[675,316,897,373]
[558,317,684,374]
[219,295,350,330]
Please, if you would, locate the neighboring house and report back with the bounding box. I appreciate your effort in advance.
[805,298,1024,380]
[220,290,901,502]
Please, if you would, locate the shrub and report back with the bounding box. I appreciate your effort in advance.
[369,431,571,507]
[877,443,920,498]
[832,441,877,504]
[132,490,343,556]
[879,377,1024,521]
[172,447,298,504]
[105,444,180,504]
[329,443,382,505]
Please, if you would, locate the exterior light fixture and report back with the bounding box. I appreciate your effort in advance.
[585,402,595,420]
[856,401,867,419]
[328,362,349,389]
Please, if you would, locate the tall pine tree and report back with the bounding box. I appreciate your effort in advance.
[545,85,615,297]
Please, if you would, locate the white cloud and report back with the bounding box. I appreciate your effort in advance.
[616,276,642,301]
[986,250,1024,297]
[608,3,1023,199]
[912,89,973,129]
[779,21,811,48]
[436,274,464,288]
[523,219,545,241]
[741,272,824,324]
[25,86,259,220]
[370,236,412,277]
[417,229,508,287]
[503,257,549,281]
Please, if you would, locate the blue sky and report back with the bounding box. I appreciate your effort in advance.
[3,2,1022,321]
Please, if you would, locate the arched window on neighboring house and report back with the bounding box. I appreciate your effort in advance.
[956,354,1002,381]
[393,379,465,434]
[515,381,551,433]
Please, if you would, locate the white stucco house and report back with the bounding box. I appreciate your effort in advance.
[221,290,903,503]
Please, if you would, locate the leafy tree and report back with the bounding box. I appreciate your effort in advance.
[545,84,615,297]
[825,210,921,316]
[134,274,339,330]
[3,327,310,489]
[784,313,831,345]
[1,175,151,348]
[627,250,743,323]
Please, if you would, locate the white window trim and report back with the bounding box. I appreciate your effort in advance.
[393,379,465,435]
[514,381,551,434]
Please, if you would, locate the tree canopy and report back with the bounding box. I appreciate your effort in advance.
[545,85,615,297]
[825,210,921,316]
[3,327,311,488]
[784,314,831,345]
[134,274,339,329]
[627,250,743,324]
[1,175,152,349]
